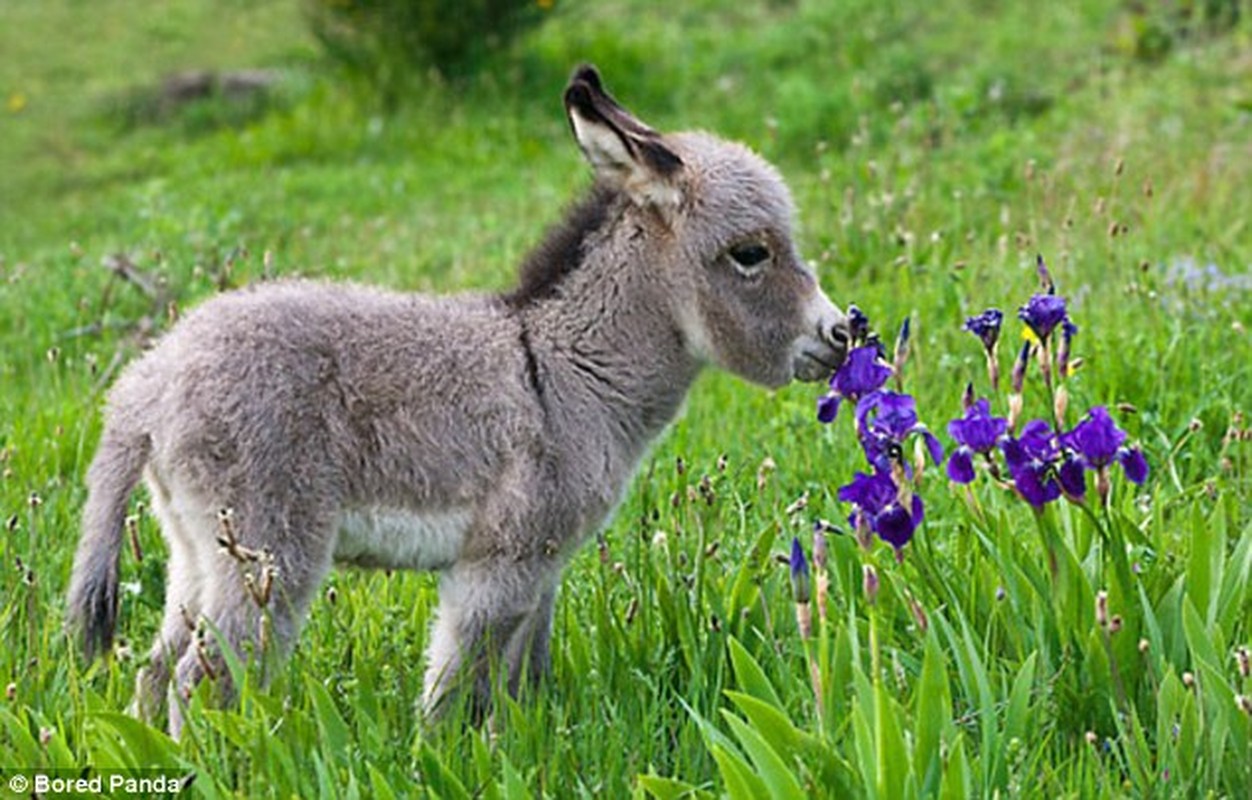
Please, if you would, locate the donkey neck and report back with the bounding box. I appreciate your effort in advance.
[515,237,701,466]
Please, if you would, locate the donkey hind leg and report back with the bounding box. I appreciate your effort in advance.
[167,503,334,738]
[421,561,555,721]
[131,480,205,724]
[525,586,557,687]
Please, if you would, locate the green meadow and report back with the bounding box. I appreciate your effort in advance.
[1,0,1249,796]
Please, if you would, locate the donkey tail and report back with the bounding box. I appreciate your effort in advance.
[66,427,151,660]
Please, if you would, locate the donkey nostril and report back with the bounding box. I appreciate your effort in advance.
[828,323,850,348]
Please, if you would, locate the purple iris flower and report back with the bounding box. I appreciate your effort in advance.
[1018,294,1069,341]
[817,345,892,423]
[856,391,945,473]
[837,470,924,554]
[1063,406,1149,484]
[963,309,1003,352]
[946,399,1009,483]
[1001,419,1086,507]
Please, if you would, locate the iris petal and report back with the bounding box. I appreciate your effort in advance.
[909,493,925,527]
[1058,457,1087,499]
[817,394,841,423]
[875,504,915,550]
[947,447,975,483]
[1119,447,1149,484]
[1014,467,1059,508]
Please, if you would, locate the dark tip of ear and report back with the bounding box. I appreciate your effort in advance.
[570,63,603,92]
[563,81,600,119]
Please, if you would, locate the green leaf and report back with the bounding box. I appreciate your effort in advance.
[914,628,953,786]
[724,691,821,763]
[727,525,773,622]
[90,712,180,769]
[305,676,351,766]
[1214,519,1252,634]
[418,740,472,800]
[939,733,972,800]
[367,762,399,800]
[637,772,703,800]
[0,708,42,768]
[1003,651,1037,746]
[726,636,783,709]
[498,753,532,800]
[1184,502,1222,626]
[710,743,771,800]
[721,710,807,799]
[1181,597,1222,672]
[874,680,909,800]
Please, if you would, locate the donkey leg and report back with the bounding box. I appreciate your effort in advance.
[134,537,201,723]
[133,471,205,724]
[524,585,557,687]
[421,559,554,720]
[167,502,334,738]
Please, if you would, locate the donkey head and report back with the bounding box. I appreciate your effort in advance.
[563,65,849,388]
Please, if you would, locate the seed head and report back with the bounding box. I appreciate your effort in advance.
[1237,695,1252,717]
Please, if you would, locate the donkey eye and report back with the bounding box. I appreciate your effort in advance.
[727,242,771,274]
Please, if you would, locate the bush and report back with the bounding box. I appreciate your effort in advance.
[305,0,557,95]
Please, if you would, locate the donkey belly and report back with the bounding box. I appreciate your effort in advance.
[334,506,472,571]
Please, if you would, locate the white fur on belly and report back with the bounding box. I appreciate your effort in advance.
[334,507,472,571]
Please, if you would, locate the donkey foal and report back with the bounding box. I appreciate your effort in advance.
[66,65,850,736]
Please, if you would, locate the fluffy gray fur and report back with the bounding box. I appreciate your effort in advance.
[66,65,850,736]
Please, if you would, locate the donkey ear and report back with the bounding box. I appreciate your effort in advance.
[564,65,683,210]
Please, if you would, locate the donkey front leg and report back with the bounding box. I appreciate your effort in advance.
[422,558,558,721]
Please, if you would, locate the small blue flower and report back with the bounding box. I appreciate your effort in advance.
[946,399,1009,483]
[963,308,1003,352]
[856,391,945,473]
[1063,406,1149,484]
[837,470,924,554]
[1001,419,1085,507]
[817,345,893,424]
[1018,294,1069,341]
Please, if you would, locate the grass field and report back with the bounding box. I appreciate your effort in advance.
[2,0,1250,797]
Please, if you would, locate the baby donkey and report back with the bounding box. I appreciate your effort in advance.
[67,65,850,736]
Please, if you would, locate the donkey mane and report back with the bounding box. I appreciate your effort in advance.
[502,183,619,309]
